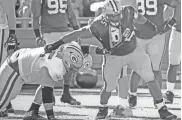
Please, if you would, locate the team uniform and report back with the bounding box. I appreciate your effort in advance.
[134,0,172,71]
[0,42,91,119]
[0,4,9,66]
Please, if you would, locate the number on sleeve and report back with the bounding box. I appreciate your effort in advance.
[47,0,67,14]
[137,0,158,15]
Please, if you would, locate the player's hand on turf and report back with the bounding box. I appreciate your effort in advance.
[36,37,46,47]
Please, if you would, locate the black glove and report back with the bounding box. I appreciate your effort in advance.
[36,37,46,47]
[4,34,19,55]
[160,17,176,34]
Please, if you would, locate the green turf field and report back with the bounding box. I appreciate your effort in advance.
[1,89,181,120]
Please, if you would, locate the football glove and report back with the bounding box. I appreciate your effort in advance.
[36,37,46,47]
[4,34,19,55]
[160,17,176,34]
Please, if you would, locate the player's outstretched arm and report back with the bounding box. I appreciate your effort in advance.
[66,0,80,30]
[44,26,94,52]
[1,0,16,33]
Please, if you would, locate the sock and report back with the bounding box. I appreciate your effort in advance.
[28,102,41,111]
[45,109,54,117]
[130,92,137,96]
[155,99,164,110]
[63,84,70,94]
[119,97,129,108]
[167,82,175,92]
[101,104,108,108]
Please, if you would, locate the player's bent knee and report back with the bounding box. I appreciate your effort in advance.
[42,86,54,103]
[141,72,154,83]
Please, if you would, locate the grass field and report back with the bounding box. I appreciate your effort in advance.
[1,88,181,120]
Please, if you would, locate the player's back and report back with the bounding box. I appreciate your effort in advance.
[41,0,69,33]
[134,0,165,38]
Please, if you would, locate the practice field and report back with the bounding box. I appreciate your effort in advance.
[1,88,181,120]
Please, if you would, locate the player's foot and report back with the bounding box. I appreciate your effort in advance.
[60,93,81,105]
[48,116,60,120]
[158,105,177,120]
[164,91,174,104]
[128,94,137,107]
[109,105,133,118]
[6,102,15,113]
[95,106,108,119]
[0,110,8,117]
[23,110,45,120]
[153,101,158,109]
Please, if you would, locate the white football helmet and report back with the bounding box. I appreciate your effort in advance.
[103,0,122,15]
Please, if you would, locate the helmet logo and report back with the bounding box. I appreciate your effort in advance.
[84,61,90,68]
[70,55,78,63]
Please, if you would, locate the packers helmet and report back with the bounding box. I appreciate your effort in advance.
[79,54,93,72]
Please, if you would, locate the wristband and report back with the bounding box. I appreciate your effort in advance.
[167,17,176,28]
[34,29,41,38]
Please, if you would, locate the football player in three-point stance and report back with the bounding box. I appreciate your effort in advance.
[128,0,181,109]
[0,0,19,116]
[23,0,80,119]
[42,0,177,119]
[0,41,92,120]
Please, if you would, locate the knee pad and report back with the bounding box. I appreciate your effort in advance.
[42,87,53,103]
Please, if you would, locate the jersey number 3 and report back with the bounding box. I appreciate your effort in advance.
[137,0,158,15]
[47,0,67,14]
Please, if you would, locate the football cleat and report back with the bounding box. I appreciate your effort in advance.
[158,105,177,120]
[23,110,45,120]
[0,110,8,117]
[128,94,137,107]
[6,102,15,113]
[109,105,133,118]
[60,93,81,105]
[164,91,174,104]
[95,106,108,119]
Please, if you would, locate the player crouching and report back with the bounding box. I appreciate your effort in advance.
[0,41,92,120]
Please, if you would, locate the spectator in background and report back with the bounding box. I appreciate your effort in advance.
[18,0,31,28]
[70,0,83,17]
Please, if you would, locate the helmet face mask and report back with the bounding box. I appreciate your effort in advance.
[103,0,122,25]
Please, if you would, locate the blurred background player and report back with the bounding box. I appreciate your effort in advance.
[0,0,19,117]
[128,0,181,108]
[162,2,181,104]
[23,0,80,119]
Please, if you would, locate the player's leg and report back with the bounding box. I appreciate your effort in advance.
[0,59,23,117]
[96,55,122,119]
[165,29,181,104]
[128,39,148,107]
[109,65,133,119]
[132,45,177,119]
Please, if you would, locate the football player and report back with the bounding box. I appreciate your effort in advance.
[129,0,181,108]
[0,41,92,120]
[24,0,80,119]
[0,0,19,116]
[42,0,177,119]
[163,3,181,104]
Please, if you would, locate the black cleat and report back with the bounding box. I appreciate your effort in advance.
[6,102,15,113]
[95,106,108,119]
[48,116,60,120]
[128,94,137,107]
[60,93,81,105]
[0,110,8,117]
[158,105,177,120]
[164,91,174,104]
